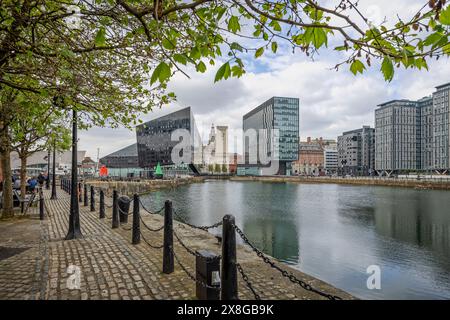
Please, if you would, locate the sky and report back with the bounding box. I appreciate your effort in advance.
[78,0,450,160]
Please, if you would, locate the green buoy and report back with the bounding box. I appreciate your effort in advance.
[155,162,163,179]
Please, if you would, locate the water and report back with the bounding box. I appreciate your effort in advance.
[141,180,450,299]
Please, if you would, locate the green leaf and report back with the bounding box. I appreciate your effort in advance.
[350,59,365,75]
[381,57,394,82]
[228,16,241,33]
[439,5,450,25]
[271,41,278,53]
[173,54,187,65]
[423,32,442,46]
[150,62,171,85]
[162,38,175,50]
[196,61,207,73]
[231,65,245,78]
[311,28,327,49]
[255,47,264,58]
[214,62,230,83]
[95,27,106,46]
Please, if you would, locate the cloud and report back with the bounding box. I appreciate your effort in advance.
[78,0,450,158]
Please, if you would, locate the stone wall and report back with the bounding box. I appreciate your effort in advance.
[230,176,450,190]
[86,177,204,197]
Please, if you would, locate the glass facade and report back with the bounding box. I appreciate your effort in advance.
[100,143,139,168]
[242,97,299,175]
[136,107,202,169]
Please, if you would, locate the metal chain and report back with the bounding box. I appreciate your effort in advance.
[173,210,223,231]
[117,205,133,216]
[139,215,164,232]
[139,198,165,215]
[236,263,261,300]
[173,230,221,261]
[171,247,220,291]
[233,223,342,300]
[139,231,164,249]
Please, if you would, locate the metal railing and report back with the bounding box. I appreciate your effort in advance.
[58,178,343,301]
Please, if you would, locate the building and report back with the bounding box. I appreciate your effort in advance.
[9,150,86,175]
[99,143,142,177]
[323,146,338,174]
[241,97,299,175]
[292,137,324,175]
[337,126,375,176]
[418,96,434,170]
[375,100,421,173]
[136,107,202,174]
[432,82,450,171]
[202,124,229,172]
[81,157,96,175]
[100,144,139,169]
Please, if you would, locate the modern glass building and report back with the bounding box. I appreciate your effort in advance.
[100,143,139,168]
[241,97,299,175]
[136,107,202,174]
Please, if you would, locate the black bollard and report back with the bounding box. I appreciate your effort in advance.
[68,180,71,195]
[196,250,221,300]
[163,200,174,274]
[90,186,95,212]
[132,194,140,245]
[221,214,238,300]
[118,196,131,223]
[112,190,119,229]
[39,190,45,221]
[78,182,82,202]
[99,190,105,219]
[84,184,88,206]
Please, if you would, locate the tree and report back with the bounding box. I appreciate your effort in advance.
[222,163,228,173]
[1,0,449,214]
[10,96,71,198]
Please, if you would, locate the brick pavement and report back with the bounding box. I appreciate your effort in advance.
[0,187,353,300]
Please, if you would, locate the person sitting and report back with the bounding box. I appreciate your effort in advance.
[28,177,38,193]
[37,172,46,186]
[13,177,21,190]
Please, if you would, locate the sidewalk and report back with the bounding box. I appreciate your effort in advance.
[0,188,353,300]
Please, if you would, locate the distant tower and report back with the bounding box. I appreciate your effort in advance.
[216,126,228,166]
[208,123,216,144]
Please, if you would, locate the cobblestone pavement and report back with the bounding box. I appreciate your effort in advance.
[0,187,353,300]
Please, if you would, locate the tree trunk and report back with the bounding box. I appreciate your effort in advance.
[19,153,27,197]
[0,125,14,218]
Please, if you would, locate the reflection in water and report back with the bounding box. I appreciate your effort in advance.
[141,181,450,299]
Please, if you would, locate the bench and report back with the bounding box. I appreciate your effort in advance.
[13,189,37,214]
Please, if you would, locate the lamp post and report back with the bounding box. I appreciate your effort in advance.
[51,140,57,200]
[46,149,51,189]
[65,108,83,240]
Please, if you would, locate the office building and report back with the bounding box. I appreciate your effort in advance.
[418,96,434,170]
[375,100,420,172]
[136,107,202,174]
[100,143,139,169]
[432,82,450,171]
[241,97,299,175]
[337,126,375,175]
[324,146,338,174]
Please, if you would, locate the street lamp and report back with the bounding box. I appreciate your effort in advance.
[65,108,83,240]
[54,92,82,240]
[46,149,51,189]
[50,140,57,200]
